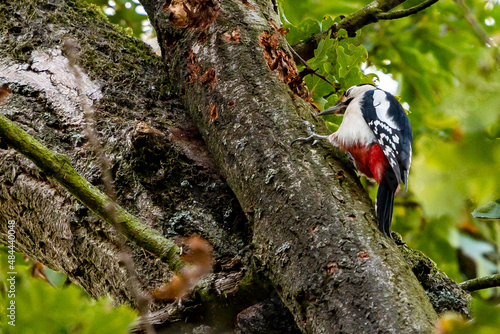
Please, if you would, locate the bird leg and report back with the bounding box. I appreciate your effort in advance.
[291,121,331,146]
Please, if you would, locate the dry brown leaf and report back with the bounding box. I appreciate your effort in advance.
[153,234,214,301]
[0,84,12,104]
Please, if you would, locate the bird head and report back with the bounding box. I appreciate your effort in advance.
[318,84,376,116]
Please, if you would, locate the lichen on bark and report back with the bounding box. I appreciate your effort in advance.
[145,0,439,332]
[0,0,252,318]
[0,0,472,332]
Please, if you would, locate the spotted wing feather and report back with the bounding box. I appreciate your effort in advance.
[360,89,412,189]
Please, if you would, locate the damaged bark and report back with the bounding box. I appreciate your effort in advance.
[144,0,438,332]
[0,0,257,326]
[0,0,470,332]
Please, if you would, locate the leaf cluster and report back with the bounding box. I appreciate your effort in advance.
[0,247,137,333]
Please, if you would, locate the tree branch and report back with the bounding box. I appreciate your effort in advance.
[377,0,440,20]
[460,274,500,292]
[454,0,497,47]
[332,0,440,36]
[292,0,440,62]
[0,112,183,270]
[145,0,439,331]
[395,233,471,316]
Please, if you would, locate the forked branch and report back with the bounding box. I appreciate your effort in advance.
[292,0,440,61]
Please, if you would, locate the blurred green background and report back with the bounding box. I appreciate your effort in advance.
[2,0,500,332]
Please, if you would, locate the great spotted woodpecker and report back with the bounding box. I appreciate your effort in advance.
[294,84,412,238]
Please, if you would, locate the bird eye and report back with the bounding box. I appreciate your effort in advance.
[345,87,353,97]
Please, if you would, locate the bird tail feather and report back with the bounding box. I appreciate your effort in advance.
[376,171,398,237]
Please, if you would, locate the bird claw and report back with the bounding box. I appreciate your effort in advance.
[291,121,329,146]
[291,134,319,146]
[390,231,406,245]
[302,121,316,133]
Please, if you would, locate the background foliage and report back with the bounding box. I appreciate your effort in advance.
[2,0,500,332]
[0,247,137,333]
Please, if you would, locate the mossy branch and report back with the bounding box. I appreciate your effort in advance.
[460,274,500,292]
[292,0,440,61]
[0,113,183,271]
[394,233,471,316]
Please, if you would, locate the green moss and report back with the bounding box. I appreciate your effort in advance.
[1,0,169,94]
[0,112,183,270]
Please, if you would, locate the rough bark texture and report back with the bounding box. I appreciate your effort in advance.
[0,0,259,324]
[0,0,470,332]
[141,0,437,332]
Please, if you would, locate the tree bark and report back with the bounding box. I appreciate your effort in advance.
[0,0,469,332]
[141,0,437,332]
[0,0,252,320]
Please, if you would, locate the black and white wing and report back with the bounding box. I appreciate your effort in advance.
[360,89,413,189]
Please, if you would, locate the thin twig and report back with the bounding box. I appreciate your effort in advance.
[292,0,440,61]
[332,0,440,36]
[378,0,440,20]
[63,39,156,334]
[459,273,500,292]
[454,0,497,47]
[288,43,336,87]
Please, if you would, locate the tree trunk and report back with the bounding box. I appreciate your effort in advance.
[0,0,253,322]
[0,0,461,332]
[143,0,437,332]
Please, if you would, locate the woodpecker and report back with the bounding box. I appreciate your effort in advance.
[294,84,412,238]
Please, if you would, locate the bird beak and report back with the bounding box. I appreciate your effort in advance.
[317,97,350,116]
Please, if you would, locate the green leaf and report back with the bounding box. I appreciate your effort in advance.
[336,45,349,77]
[312,36,335,61]
[320,15,336,30]
[337,28,348,39]
[285,18,321,45]
[0,249,137,334]
[472,200,500,219]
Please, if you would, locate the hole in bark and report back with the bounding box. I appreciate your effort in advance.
[357,251,369,259]
[163,0,220,30]
[9,26,22,34]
